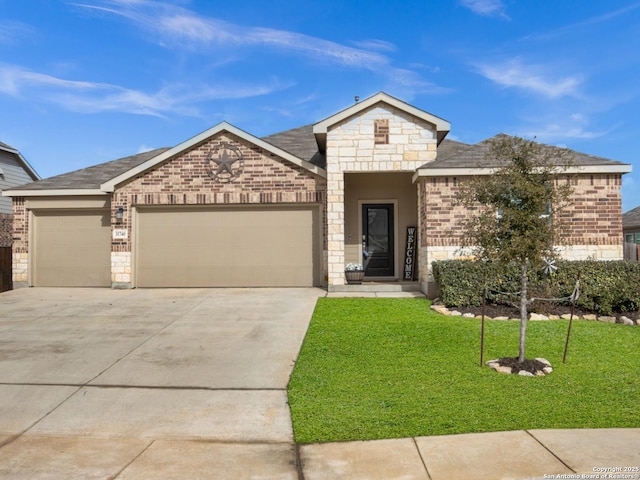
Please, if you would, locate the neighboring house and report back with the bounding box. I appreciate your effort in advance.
[0,142,40,292]
[3,92,631,295]
[0,142,40,247]
[622,206,640,260]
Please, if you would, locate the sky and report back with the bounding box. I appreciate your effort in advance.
[1,0,639,209]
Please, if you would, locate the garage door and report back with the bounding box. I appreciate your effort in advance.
[33,210,111,287]
[136,206,317,287]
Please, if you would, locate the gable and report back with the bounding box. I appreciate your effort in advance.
[116,131,324,199]
[324,103,439,171]
[103,122,325,192]
[313,92,450,153]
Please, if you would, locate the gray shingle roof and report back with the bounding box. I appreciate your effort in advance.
[262,124,326,168]
[7,129,628,192]
[8,148,170,191]
[436,138,470,161]
[623,206,640,229]
[421,134,627,169]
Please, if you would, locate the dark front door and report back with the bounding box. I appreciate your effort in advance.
[362,204,394,277]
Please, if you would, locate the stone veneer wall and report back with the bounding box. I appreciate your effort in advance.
[418,174,624,295]
[326,105,438,287]
[112,132,326,286]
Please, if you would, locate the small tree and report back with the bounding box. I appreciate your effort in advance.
[456,135,574,363]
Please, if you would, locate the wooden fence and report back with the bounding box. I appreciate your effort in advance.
[0,247,11,292]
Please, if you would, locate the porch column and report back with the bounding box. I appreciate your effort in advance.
[327,170,345,287]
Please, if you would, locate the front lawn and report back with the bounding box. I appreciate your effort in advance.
[288,298,640,443]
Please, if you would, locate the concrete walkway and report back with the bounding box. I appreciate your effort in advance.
[0,288,638,479]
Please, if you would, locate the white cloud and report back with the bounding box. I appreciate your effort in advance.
[475,58,583,98]
[351,39,397,52]
[74,0,448,96]
[460,0,509,19]
[137,144,153,153]
[76,0,389,70]
[521,114,611,142]
[0,21,35,44]
[524,2,640,41]
[0,63,286,117]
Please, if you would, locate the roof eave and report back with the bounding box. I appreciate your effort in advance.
[0,145,41,181]
[3,189,106,197]
[416,164,632,177]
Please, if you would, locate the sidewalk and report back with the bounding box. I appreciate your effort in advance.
[2,428,638,479]
[299,428,640,480]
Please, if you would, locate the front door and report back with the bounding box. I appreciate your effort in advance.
[362,204,394,277]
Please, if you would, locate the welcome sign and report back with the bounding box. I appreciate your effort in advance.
[404,226,416,281]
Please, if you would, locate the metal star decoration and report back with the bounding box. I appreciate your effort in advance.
[206,143,244,183]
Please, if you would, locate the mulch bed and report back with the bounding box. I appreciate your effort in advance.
[492,357,550,375]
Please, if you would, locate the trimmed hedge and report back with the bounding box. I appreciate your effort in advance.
[432,259,640,315]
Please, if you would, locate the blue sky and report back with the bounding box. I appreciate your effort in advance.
[1,0,639,209]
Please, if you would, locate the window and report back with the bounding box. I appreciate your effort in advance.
[374,119,389,145]
[626,234,634,244]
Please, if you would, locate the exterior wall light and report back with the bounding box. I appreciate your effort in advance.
[115,207,124,223]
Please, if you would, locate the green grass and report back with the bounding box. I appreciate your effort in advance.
[288,298,640,443]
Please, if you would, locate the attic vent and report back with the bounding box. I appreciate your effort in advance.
[374,119,389,145]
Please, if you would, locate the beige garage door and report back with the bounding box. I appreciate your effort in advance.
[33,210,111,287]
[136,206,318,287]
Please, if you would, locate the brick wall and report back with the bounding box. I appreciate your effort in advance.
[560,174,623,246]
[420,174,623,249]
[417,173,625,293]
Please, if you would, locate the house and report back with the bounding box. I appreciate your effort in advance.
[622,206,640,260]
[0,142,40,291]
[3,92,631,295]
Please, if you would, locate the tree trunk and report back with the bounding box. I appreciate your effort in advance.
[519,262,528,363]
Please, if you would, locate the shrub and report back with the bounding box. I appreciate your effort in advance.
[432,259,640,315]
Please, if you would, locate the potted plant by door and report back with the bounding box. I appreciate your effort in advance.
[344,263,365,284]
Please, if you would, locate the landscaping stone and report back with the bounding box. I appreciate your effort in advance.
[430,305,450,315]
[450,310,462,316]
[485,361,513,375]
[493,316,509,321]
[598,316,616,323]
[529,313,549,321]
[535,358,551,366]
[549,315,560,320]
[582,314,598,321]
[462,313,475,318]
[620,316,634,326]
[518,370,534,377]
[561,313,574,320]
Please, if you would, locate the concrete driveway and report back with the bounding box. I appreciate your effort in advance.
[0,287,324,479]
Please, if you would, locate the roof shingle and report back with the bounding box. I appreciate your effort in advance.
[8,148,170,191]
